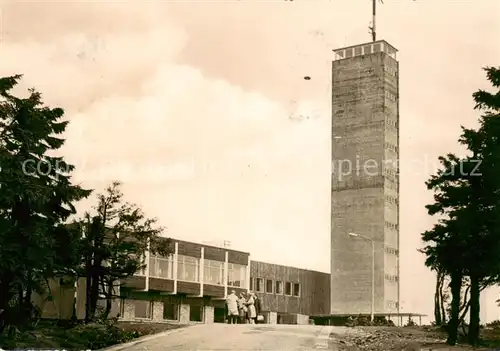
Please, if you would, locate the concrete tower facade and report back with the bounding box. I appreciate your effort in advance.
[330,40,400,315]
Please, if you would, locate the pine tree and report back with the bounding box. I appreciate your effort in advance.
[421,67,500,346]
[0,75,92,330]
[75,181,172,322]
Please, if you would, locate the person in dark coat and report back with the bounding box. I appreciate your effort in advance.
[253,293,262,323]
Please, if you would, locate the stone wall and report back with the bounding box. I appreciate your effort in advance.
[121,299,135,320]
[204,305,214,324]
[152,301,164,322]
[179,303,190,324]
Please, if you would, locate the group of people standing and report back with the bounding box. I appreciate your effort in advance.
[225,290,261,324]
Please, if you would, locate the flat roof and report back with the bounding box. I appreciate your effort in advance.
[333,39,398,54]
[252,259,330,275]
[159,236,250,255]
[311,312,427,318]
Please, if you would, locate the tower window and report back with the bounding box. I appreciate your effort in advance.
[384,274,399,282]
[275,281,283,294]
[266,279,273,294]
[386,247,399,256]
[293,283,301,297]
[255,278,264,292]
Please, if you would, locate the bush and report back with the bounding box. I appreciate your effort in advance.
[0,320,138,350]
[374,316,395,326]
[345,315,396,327]
[486,320,500,328]
[404,318,416,327]
[69,323,136,350]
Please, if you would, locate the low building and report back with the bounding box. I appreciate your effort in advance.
[118,238,330,324]
[250,261,330,324]
[119,238,250,324]
[33,237,331,324]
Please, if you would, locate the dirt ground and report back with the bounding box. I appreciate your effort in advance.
[330,326,498,351]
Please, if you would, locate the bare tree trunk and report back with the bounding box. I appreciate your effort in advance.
[439,279,447,324]
[447,271,462,346]
[434,272,443,325]
[84,262,92,323]
[89,269,100,321]
[468,275,481,346]
[104,281,113,319]
[458,283,471,325]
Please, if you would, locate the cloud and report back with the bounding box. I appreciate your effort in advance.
[1,3,328,187]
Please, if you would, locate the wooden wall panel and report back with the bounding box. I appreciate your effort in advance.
[122,276,146,290]
[250,261,330,316]
[149,278,174,292]
[177,240,202,258]
[228,251,249,265]
[177,281,200,295]
[203,284,224,298]
[184,297,203,306]
[204,246,225,261]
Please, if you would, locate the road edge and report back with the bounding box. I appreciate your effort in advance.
[97,325,191,351]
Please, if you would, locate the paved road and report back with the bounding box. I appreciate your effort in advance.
[106,323,348,350]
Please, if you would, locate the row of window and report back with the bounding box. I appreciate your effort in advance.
[385,274,399,282]
[386,247,399,256]
[383,161,399,172]
[385,180,398,191]
[385,118,398,128]
[385,195,398,205]
[145,255,247,288]
[250,278,301,297]
[384,142,398,153]
[383,168,398,180]
[335,199,383,208]
[127,300,204,322]
[384,221,399,231]
[384,91,397,102]
[336,42,386,59]
[386,300,399,309]
[384,65,398,77]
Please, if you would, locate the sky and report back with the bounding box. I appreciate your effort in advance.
[1,0,499,321]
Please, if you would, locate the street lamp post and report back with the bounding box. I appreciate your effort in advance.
[348,232,375,322]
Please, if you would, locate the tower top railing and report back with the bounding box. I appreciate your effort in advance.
[333,40,398,61]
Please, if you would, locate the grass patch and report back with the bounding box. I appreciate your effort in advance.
[0,320,185,350]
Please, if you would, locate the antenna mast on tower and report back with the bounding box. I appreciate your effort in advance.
[369,0,383,42]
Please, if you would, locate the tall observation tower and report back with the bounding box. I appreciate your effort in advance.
[330,35,400,315]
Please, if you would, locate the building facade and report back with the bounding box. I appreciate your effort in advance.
[119,239,250,324]
[34,238,330,325]
[331,40,400,315]
[250,261,330,324]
